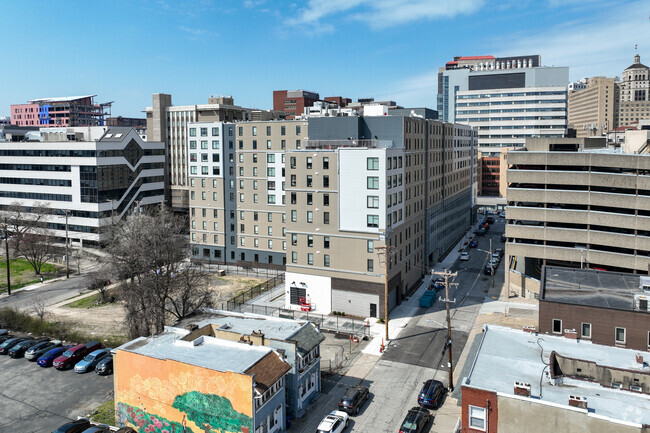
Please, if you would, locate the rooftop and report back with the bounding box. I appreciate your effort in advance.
[117,326,273,374]
[464,325,650,426]
[541,266,650,312]
[28,95,97,103]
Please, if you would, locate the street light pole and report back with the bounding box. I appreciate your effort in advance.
[3,218,10,296]
[64,210,70,278]
[435,269,457,392]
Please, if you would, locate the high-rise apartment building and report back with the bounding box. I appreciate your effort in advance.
[568,77,618,137]
[11,95,110,127]
[0,126,164,245]
[189,113,475,318]
[146,94,281,211]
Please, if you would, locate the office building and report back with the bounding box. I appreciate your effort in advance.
[11,95,110,127]
[179,309,326,418]
[539,266,650,351]
[505,137,650,298]
[0,126,164,245]
[462,325,650,433]
[188,113,475,317]
[568,77,618,137]
[617,54,650,127]
[145,94,280,211]
[438,54,568,200]
[114,323,292,433]
[106,116,146,128]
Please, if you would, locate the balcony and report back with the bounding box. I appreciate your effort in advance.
[305,139,393,149]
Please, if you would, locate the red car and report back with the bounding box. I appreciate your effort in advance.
[52,341,101,370]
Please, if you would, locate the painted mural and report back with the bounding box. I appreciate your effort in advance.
[115,350,253,433]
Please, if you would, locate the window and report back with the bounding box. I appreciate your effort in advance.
[268,181,275,190]
[267,195,276,204]
[268,213,273,222]
[201,140,208,149]
[307,175,312,187]
[323,194,329,206]
[367,196,379,208]
[290,175,296,187]
[281,125,286,136]
[268,240,273,249]
[253,167,258,176]
[253,180,258,190]
[469,406,486,430]
[307,211,313,223]
[189,128,196,137]
[267,140,272,149]
[201,153,208,162]
[268,226,273,235]
[306,157,312,169]
[367,157,379,170]
[367,240,374,253]
[252,126,257,136]
[307,235,313,247]
[296,125,301,135]
[367,177,379,189]
[201,192,206,200]
[552,319,562,334]
[190,153,197,162]
[240,238,245,246]
[290,192,296,204]
[267,153,275,163]
[367,215,379,228]
[266,126,271,135]
[615,327,626,344]
[200,127,208,137]
[214,222,218,231]
[367,259,374,272]
[324,236,330,248]
[290,157,296,169]
[239,154,244,163]
[324,254,330,267]
[307,193,312,205]
[291,210,297,222]
[323,212,330,224]
[323,157,329,169]
[292,251,297,263]
[581,323,591,339]
[291,234,297,246]
[212,127,219,136]
[190,140,197,149]
[307,253,313,265]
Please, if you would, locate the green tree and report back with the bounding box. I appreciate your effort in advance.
[172,391,252,432]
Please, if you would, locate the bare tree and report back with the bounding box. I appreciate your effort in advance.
[0,201,54,274]
[107,208,213,338]
[31,296,47,323]
[85,264,115,303]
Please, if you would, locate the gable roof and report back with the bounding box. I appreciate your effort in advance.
[290,322,326,356]
[245,351,291,394]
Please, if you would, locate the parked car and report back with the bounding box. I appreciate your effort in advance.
[484,265,495,276]
[81,426,111,433]
[53,419,91,433]
[115,428,137,433]
[486,216,495,224]
[0,337,31,355]
[500,234,506,243]
[469,240,478,248]
[495,248,504,258]
[431,278,445,291]
[417,379,446,409]
[0,329,7,336]
[95,356,114,375]
[9,337,49,358]
[86,280,111,291]
[25,340,62,361]
[491,253,501,263]
[474,228,486,237]
[499,211,506,218]
[0,333,14,344]
[460,251,470,261]
[53,341,102,370]
[37,345,74,367]
[75,348,110,373]
[338,385,369,415]
[489,258,500,268]
[399,407,431,433]
[317,411,349,433]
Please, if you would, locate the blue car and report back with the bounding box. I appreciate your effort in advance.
[469,240,478,248]
[74,349,110,373]
[37,345,74,367]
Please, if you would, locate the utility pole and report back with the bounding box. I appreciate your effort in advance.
[3,218,10,296]
[377,245,395,343]
[435,269,458,391]
[64,210,70,278]
[490,238,494,288]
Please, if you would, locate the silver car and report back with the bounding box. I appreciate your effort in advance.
[74,348,110,373]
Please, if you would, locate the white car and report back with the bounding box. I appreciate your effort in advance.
[460,252,470,261]
[317,410,349,433]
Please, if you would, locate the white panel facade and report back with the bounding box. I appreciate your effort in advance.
[284,271,332,314]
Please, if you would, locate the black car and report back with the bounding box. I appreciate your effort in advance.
[484,265,495,276]
[0,333,14,344]
[338,385,369,415]
[486,216,495,224]
[0,337,31,355]
[95,356,113,375]
[9,337,49,358]
[399,407,431,433]
[53,419,91,433]
[500,234,506,243]
[417,379,446,409]
[115,428,137,433]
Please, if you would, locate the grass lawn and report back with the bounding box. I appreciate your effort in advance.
[0,258,59,293]
[91,399,115,425]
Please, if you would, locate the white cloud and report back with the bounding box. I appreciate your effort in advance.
[286,0,485,30]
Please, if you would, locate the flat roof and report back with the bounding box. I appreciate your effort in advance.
[465,325,650,426]
[116,326,272,373]
[542,266,647,311]
[185,309,308,341]
[29,95,96,103]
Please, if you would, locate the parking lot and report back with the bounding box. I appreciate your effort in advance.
[0,349,113,433]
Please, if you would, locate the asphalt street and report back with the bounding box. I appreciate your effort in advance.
[0,273,90,311]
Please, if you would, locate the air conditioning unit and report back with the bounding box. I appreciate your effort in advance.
[634,294,650,312]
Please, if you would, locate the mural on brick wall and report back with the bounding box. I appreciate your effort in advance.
[115,351,253,433]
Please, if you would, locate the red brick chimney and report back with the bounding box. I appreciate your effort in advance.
[568,395,588,409]
[564,329,578,339]
[514,382,531,397]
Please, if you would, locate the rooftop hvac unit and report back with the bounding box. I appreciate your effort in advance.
[634,294,650,312]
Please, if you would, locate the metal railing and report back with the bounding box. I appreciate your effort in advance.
[305,139,393,149]
[226,273,285,310]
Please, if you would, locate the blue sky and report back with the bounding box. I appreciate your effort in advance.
[1,0,647,118]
